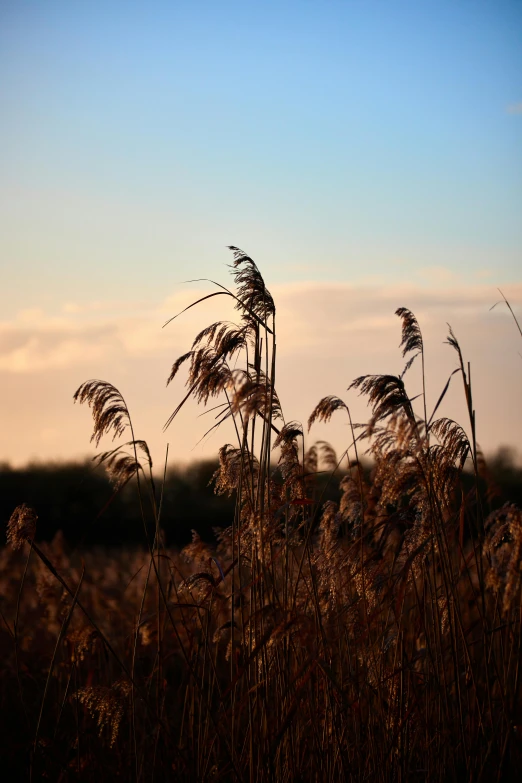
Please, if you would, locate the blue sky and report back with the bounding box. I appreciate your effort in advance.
[1,1,521,310]
[1,1,521,464]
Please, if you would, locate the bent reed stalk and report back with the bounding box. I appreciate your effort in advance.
[3,247,522,782]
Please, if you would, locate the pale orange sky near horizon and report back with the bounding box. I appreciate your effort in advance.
[3,274,521,470]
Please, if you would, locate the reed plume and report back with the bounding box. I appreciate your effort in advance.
[7,503,37,549]
[73,380,132,446]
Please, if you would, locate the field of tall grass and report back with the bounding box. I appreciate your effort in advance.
[2,248,521,781]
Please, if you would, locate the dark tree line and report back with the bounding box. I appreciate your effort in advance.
[0,460,234,548]
[1,447,520,549]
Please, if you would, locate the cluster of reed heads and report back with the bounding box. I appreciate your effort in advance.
[3,248,522,781]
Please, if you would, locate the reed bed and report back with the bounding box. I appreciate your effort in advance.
[2,248,521,781]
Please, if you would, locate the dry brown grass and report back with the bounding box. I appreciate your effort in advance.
[2,248,521,781]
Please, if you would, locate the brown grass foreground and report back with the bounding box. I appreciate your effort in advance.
[2,249,521,781]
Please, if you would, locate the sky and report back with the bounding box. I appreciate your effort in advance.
[1,0,521,468]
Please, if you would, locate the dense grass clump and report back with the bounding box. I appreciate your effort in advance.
[2,248,521,781]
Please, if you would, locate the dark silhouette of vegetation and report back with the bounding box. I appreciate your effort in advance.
[1,448,520,549]
[0,460,233,548]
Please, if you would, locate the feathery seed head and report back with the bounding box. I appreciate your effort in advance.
[485,503,522,614]
[350,374,416,425]
[74,380,131,446]
[396,308,423,357]
[7,504,37,549]
[77,682,130,748]
[308,396,348,431]
[93,441,151,489]
[228,246,275,326]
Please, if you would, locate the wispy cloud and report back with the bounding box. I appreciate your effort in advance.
[507,102,522,115]
[1,281,521,466]
[0,291,199,373]
[1,282,521,373]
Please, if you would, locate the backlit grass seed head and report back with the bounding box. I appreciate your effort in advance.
[228,246,275,325]
[397,505,433,580]
[314,501,346,613]
[181,529,215,569]
[212,444,257,497]
[94,445,149,490]
[318,440,338,471]
[339,474,363,529]
[164,247,276,434]
[485,503,522,614]
[430,418,470,475]
[273,422,305,497]
[305,440,338,476]
[395,307,423,377]
[229,368,283,423]
[438,595,450,635]
[77,681,130,748]
[371,444,425,514]
[7,504,37,549]
[308,395,349,431]
[73,380,131,446]
[350,374,416,427]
